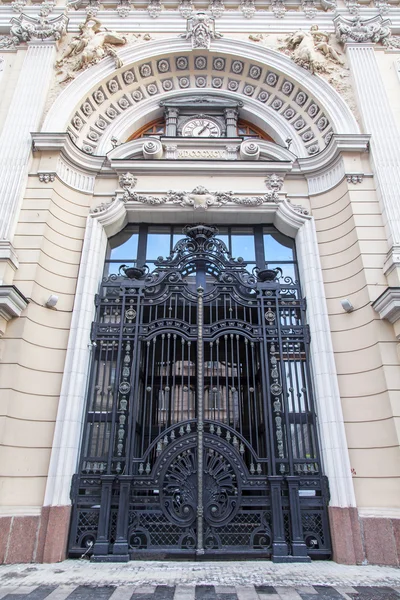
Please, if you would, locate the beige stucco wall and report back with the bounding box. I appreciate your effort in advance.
[0,166,90,508]
[310,169,400,508]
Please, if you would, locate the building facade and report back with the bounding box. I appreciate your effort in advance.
[0,0,400,566]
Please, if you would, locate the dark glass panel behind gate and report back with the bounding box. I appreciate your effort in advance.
[69,224,331,562]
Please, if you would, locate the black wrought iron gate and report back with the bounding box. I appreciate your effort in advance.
[69,224,331,561]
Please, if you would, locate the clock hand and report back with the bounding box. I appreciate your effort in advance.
[198,124,209,134]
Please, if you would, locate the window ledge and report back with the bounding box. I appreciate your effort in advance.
[0,285,29,322]
[372,287,400,324]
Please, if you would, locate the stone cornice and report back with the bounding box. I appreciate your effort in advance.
[0,285,29,323]
[31,131,369,181]
[2,7,400,35]
[296,133,370,174]
[32,131,106,172]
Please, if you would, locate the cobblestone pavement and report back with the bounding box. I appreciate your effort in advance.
[0,561,400,600]
[0,585,400,600]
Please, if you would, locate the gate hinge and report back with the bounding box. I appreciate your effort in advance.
[322,475,330,506]
[305,325,311,345]
[70,473,79,502]
[94,293,100,307]
[90,321,97,342]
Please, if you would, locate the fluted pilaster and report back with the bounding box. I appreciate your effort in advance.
[0,42,56,243]
[346,44,400,269]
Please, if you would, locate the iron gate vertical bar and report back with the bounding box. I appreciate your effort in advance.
[287,476,310,561]
[196,285,205,556]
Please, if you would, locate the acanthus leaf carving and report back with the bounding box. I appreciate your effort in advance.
[180,10,222,49]
[9,12,68,44]
[334,15,391,44]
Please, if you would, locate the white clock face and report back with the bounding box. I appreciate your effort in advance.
[182,118,221,138]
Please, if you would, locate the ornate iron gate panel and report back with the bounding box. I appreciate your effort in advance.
[69,224,331,561]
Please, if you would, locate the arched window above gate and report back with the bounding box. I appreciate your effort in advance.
[127,119,274,141]
[105,224,297,283]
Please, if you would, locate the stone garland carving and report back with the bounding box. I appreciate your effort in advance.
[302,0,317,19]
[179,0,194,18]
[0,12,68,49]
[345,0,360,15]
[271,0,286,19]
[90,174,308,215]
[282,25,344,74]
[39,173,55,183]
[320,0,336,11]
[209,0,225,19]
[86,0,100,17]
[346,174,363,184]
[240,0,256,18]
[375,0,390,15]
[56,17,126,81]
[148,0,162,18]
[334,15,391,44]
[11,0,27,13]
[117,0,131,17]
[180,11,223,50]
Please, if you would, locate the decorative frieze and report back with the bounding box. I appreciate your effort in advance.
[102,174,307,214]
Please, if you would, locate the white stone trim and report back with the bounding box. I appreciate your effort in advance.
[307,158,345,195]
[0,43,56,242]
[2,7,400,33]
[0,284,29,322]
[44,196,355,509]
[372,287,400,324]
[44,216,109,507]
[347,44,400,250]
[358,507,400,519]
[297,219,356,507]
[57,156,96,194]
[0,506,42,517]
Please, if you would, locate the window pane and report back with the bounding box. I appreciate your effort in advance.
[173,233,185,247]
[108,231,138,261]
[147,233,171,260]
[267,262,297,282]
[264,232,294,261]
[216,234,229,249]
[231,235,255,261]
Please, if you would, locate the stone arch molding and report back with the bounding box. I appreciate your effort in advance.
[44,38,359,158]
